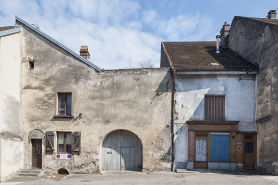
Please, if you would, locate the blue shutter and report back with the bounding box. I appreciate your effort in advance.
[210,134,229,162]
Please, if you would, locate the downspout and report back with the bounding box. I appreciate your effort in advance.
[171,69,176,171]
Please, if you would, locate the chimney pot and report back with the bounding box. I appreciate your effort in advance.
[267,10,276,19]
[80,46,90,60]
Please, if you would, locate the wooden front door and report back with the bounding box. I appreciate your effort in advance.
[194,133,208,169]
[32,139,42,169]
[243,141,255,170]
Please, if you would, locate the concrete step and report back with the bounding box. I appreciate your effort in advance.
[176,169,195,173]
[18,173,39,176]
[18,169,42,176]
[19,170,41,173]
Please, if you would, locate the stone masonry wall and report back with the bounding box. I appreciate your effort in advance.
[18,21,173,174]
[229,16,278,174]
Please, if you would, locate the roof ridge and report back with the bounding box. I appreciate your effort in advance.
[162,41,216,43]
[15,16,102,72]
[235,16,278,26]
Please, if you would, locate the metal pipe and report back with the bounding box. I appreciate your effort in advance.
[216,35,221,54]
[171,69,176,171]
[239,72,248,81]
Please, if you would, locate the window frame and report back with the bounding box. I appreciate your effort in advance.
[204,95,225,121]
[57,93,72,116]
[57,132,72,154]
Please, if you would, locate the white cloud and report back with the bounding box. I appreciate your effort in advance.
[0,0,217,69]
[150,12,216,41]
[142,10,157,24]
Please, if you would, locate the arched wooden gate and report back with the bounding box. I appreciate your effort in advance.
[101,130,142,171]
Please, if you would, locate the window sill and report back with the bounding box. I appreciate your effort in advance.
[53,115,74,119]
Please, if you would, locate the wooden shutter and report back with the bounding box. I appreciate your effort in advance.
[72,132,81,155]
[45,131,54,154]
[205,96,225,120]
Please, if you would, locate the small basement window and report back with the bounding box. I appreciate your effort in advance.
[29,61,34,69]
[58,168,69,175]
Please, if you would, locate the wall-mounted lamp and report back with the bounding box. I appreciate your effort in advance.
[78,113,82,118]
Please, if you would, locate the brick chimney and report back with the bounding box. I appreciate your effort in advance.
[80,46,90,60]
[267,10,276,19]
[220,22,230,49]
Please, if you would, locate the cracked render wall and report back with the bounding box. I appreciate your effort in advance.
[229,16,278,175]
[174,73,256,169]
[0,31,23,181]
[18,22,173,174]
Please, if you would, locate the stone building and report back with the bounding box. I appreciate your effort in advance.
[1,10,278,180]
[228,10,278,175]
[161,41,258,171]
[0,16,173,181]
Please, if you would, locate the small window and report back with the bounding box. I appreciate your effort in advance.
[245,143,253,153]
[244,134,254,140]
[58,93,72,115]
[205,95,225,121]
[58,132,72,153]
[29,61,34,69]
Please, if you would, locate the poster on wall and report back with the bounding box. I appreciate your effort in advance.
[56,154,71,159]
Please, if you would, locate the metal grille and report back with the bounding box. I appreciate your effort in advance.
[205,95,225,120]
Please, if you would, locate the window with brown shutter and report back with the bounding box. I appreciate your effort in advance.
[72,132,81,155]
[45,131,54,154]
[204,95,225,121]
[57,132,72,154]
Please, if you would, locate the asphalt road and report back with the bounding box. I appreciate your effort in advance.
[2,170,278,185]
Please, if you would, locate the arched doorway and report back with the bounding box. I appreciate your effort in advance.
[102,130,142,171]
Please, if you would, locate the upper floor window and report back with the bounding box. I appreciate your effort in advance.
[58,93,72,115]
[204,95,225,121]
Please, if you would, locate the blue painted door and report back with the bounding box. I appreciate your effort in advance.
[210,134,229,162]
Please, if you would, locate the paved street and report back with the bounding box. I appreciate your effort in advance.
[2,171,278,185]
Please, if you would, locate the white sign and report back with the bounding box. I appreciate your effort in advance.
[56,154,71,159]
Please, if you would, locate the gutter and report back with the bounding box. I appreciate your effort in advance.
[171,69,176,171]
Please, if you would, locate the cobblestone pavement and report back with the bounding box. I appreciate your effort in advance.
[2,170,278,185]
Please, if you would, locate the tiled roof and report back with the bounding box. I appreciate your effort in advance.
[162,41,258,71]
[0,26,14,32]
[248,17,278,25]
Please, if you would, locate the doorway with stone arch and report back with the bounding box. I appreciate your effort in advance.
[101,130,142,171]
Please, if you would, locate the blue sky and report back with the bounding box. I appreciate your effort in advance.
[0,0,276,69]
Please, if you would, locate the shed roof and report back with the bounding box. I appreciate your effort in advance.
[162,41,258,71]
[0,26,14,31]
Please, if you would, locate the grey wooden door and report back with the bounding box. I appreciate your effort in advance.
[102,130,142,171]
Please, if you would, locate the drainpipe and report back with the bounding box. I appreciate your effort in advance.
[171,69,176,171]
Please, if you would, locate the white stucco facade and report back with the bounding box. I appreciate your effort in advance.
[174,73,257,169]
[0,30,23,181]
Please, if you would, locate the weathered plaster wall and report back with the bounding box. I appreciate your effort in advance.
[229,16,278,174]
[174,74,256,168]
[0,136,23,181]
[19,22,173,173]
[0,32,22,135]
[0,31,23,180]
